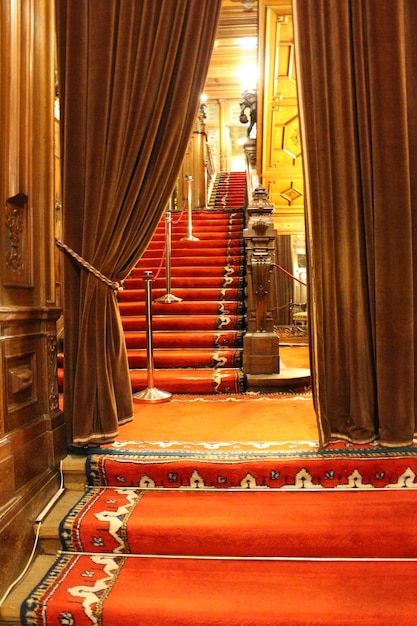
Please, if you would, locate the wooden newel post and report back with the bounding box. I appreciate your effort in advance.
[243,185,280,375]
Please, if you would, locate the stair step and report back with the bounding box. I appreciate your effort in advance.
[15,553,417,625]
[118,287,244,303]
[37,490,83,554]
[124,330,244,349]
[0,556,56,624]
[61,455,88,491]
[118,300,245,317]
[130,366,246,394]
[127,348,243,369]
[54,487,417,558]
[121,314,245,331]
[141,246,244,257]
[129,265,245,278]
[124,276,245,289]
[136,255,244,267]
[150,231,244,242]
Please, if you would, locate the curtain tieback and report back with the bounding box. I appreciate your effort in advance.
[55,239,122,292]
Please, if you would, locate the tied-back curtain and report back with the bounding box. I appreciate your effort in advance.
[56,0,221,445]
[293,0,417,446]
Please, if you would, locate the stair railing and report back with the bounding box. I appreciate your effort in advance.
[206,141,216,202]
[155,199,182,304]
[181,176,199,242]
[133,271,172,403]
[243,186,280,375]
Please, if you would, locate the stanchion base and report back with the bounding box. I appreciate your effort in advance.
[181,236,200,241]
[155,293,183,303]
[133,387,172,403]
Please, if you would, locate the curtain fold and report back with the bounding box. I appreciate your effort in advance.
[56,0,221,444]
[293,0,417,446]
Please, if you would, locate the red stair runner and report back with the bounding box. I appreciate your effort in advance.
[119,183,247,394]
[57,173,248,396]
[59,486,417,558]
[21,449,417,625]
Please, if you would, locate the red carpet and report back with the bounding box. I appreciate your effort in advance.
[21,553,417,626]
[59,486,417,558]
[57,172,248,395]
[24,170,415,623]
[85,448,417,489]
[21,447,417,624]
[122,206,247,393]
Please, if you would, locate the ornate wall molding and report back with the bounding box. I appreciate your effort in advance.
[4,193,33,288]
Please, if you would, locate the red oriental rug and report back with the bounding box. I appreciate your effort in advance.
[20,553,417,626]
[59,486,417,558]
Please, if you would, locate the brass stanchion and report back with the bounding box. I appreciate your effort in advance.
[181,176,199,242]
[133,271,171,403]
[155,201,182,304]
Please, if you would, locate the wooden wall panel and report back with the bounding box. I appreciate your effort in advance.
[0,0,66,599]
[259,1,305,235]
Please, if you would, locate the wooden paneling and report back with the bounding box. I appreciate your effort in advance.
[204,0,258,101]
[259,1,305,235]
[0,0,66,600]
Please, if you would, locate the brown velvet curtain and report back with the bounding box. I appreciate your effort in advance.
[56,0,221,445]
[293,0,417,446]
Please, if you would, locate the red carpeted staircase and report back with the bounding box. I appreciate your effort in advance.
[57,172,248,396]
[118,171,248,395]
[19,448,417,625]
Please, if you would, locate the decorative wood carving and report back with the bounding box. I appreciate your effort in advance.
[47,332,59,413]
[6,351,37,417]
[243,185,280,374]
[4,193,33,288]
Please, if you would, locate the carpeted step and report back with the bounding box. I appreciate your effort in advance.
[166,209,244,220]
[141,245,244,257]
[136,255,244,268]
[118,287,244,303]
[150,231,244,243]
[129,367,246,394]
[118,300,245,317]
[20,552,417,625]
[127,348,243,369]
[154,223,244,235]
[129,265,245,278]
[85,449,417,490]
[124,275,245,289]
[123,330,244,349]
[58,486,417,558]
[121,314,245,331]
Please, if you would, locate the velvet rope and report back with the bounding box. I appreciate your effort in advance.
[55,238,122,292]
[273,262,307,286]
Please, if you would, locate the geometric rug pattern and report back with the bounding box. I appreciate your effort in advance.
[21,446,417,625]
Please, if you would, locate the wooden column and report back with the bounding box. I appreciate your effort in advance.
[243,185,280,374]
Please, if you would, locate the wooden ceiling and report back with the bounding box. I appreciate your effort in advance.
[204,0,258,101]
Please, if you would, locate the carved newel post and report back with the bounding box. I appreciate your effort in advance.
[243,186,279,375]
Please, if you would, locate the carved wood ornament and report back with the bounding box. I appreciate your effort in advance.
[4,193,33,287]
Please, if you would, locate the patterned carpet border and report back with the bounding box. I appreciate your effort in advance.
[167,390,312,401]
[85,446,417,490]
[84,445,417,462]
